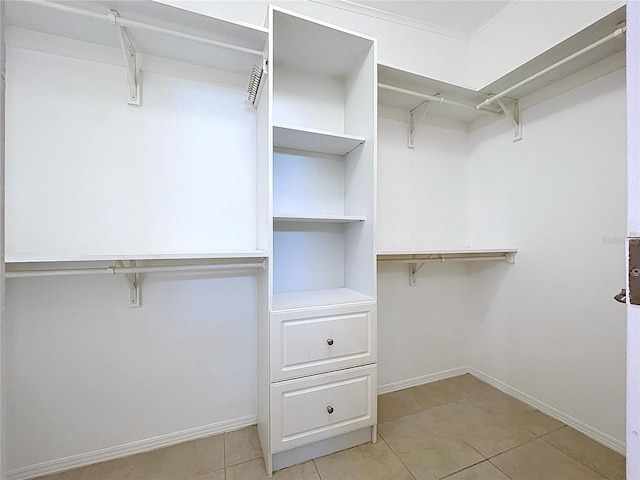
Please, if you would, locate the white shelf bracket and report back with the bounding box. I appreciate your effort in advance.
[408,99,432,148]
[116,260,140,307]
[409,262,425,286]
[496,99,522,142]
[109,10,141,106]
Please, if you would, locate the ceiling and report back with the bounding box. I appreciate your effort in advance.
[344,0,513,36]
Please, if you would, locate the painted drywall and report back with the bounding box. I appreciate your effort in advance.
[156,0,470,87]
[5,47,257,260]
[469,0,625,88]
[376,106,473,386]
[6,273,258,471]
[466,69,627,443]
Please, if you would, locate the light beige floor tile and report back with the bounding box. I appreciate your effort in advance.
[542,426,625,480]
[313,439,415,480]
[491,438,606,479]
[467,389,533,418]
[378,388,429,423]
[35,456,134,480]
[379,414,484,480]
[435,374,494,396]
[442,460,511,480]
[226,458,319,480]
[128,434,222,480]
[455,415,537,458]
[190,468,226,480]
[225,426,263,467]
[506,409,565,437]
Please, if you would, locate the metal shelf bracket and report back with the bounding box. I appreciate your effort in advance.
[116,260,140,307]
[496,99,522,142]
[408,98,433,148]
[109,10,141,106]
[409,262,425,286]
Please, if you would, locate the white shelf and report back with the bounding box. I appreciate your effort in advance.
[4,0,267,74]
[377,248,518,257]
[273,125,365,156]
[6,250,268,264]
[273,288,374,311]
[274,215,365,224]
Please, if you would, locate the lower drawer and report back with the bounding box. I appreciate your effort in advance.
[270,364,377,453]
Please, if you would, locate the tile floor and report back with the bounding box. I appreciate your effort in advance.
[35,374,625,480]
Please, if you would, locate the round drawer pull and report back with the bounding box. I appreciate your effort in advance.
[327,338,334,346]
[327,406,334,414]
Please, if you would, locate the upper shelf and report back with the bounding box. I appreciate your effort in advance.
[4,0,268,74]
[6,250,268,264]
[273,125,365,156]
[378,6,626,123]
[274,215,365,223]
[377,248,518,263]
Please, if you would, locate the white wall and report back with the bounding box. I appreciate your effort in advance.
[376,106,473,387]
[469,0,624,88]
[6,273,258,471]
[156,0,470,87]
[467,69,627,442]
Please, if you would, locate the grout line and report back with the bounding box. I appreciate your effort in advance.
[487,457,514,480]
[538,431,612,479]
[438,459,487,479]
[375,432,418,480]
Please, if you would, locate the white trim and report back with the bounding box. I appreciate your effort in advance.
[377,367,468,395]
[308,0,469,40]
[468,0,519,39]
[7,415,257,480]
[468,368,626,456]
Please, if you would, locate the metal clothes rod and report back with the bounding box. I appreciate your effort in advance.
[6,261,266,279]
[378,83,502,117]
[35,0,264,57]
[476,26,627,109]
[378,255,509,263]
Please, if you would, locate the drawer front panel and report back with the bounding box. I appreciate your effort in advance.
[271,364,377,452]
[271,303,376,381]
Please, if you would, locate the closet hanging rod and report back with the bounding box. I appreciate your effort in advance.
[378,83,502,117]
[34,0,264,57]
[5,260,266,279]
[476,25,627,109]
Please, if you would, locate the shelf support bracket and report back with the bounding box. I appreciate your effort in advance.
[109,10,141,106]
[116,260,140,307]
[409,262,425,286]
[408,99,432,149]
[496,99,522,142]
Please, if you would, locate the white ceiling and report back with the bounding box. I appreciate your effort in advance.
[344,0,513,35]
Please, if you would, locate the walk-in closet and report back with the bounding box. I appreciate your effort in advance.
[0,1,633,479]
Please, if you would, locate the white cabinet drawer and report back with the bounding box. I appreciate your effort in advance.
[270,303,376,381]
[270,364,377,452]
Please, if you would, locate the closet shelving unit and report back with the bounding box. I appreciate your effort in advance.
[4,0,269,304]
[257,7,378,475]
[378,7,626,144]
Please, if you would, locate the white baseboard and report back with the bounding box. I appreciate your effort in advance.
[468,367,626,456]
[7,415,257,480]
[378,366,625,456]
[10,367,626,479]
[377,366,468,395]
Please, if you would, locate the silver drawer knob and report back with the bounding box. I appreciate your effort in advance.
[327,338,334,346]
[327,406,334,414]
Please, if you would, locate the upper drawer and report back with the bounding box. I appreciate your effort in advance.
[270,302,376,381]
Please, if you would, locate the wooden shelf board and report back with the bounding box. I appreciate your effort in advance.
[377,247,518,257]
[272,288,374,310]
[6,250,268,264]
[274,215,365,223]
[4,0,267,74]
[273,125,365,156]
